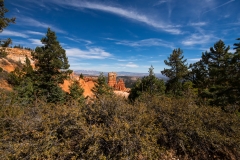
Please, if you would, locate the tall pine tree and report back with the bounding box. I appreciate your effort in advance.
[32,28,72,103]
[230,38,240,107]
[190,40,235,107]
[161,48,188,96]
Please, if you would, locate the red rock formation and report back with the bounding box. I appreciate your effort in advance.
[107,72,128,91]
[115,78,126,91]
[108,72,117,87]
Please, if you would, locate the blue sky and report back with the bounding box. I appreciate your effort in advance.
[2,0,240,73]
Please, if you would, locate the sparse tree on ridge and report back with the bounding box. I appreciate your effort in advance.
[161,48,188,96]
[32,28,72,103]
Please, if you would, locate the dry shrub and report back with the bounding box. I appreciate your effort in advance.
[0,91,239,159]
[139,95,240,159]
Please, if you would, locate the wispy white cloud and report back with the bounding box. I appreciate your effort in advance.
[202,0,235,14]
[11,3,33,11]
[65,37,92,45]
[148,60,160,63]
[153,0,167,6]
[1,30,29,38]
[182,34,217,46]
[15,8,20,13]
[26,31,45,36]
[66,47,112,59]
[188,22,207,26]
[51,0,181,34]
[107,38,174,48]
[118,62,139,68]
[126,62,139,68]
[29,39,43,46]
[188,58,201,62]
[18,16,66,34]
[117,59,128,62]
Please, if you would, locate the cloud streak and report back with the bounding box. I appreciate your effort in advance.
[26,31,45,36]
[118,62,139,68]
[153,0,167,6]
[107,38,174,48]
[51,0,181,34]
[18,16,66,34]
[65,37,92,45]
[181,34,217,46]
[66,47,112,59]
[29,39,43,46]
[1,30,29,38]
[188,22,207,27]
[202,0,235,14]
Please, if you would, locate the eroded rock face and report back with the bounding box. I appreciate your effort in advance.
[108,72,129,92]
[108,72,117,87]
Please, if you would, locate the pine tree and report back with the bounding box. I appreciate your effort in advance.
[32,28,72,103]
[233,38,240,52]
[68,80,85,104]
[203,40,233,106]
[22,56,34,78]
[79,73,84,79]
[161,48,188,96]
[190,40,235,106]
[91,72,113,97]
[129,65,165,100]
[0,0,15,58]
[7,56,35,103]
[230,38,240,107]
[0,0,15,32]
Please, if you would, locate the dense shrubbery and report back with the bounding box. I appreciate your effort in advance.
[1,90,239,159]
[1,2,240,158]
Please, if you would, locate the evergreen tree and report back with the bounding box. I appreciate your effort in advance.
[190,40,235,106]
[0,0,15,32]
[0,0,15,58]
[203,40,233,106]
[8,56,35,103]
[91,72,113,97]
[32,28,72,103]
[129,65,165,100]
[233,38,240,52]
[68,80,85,104]
[230,38,240,107]
[22,56,34,78]
[79,73,84,79]
[161,48,188,96]
[8,67,24,86]
[15,77,34,104]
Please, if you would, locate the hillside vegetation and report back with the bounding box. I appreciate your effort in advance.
[0,91,240,159]
[1,0,240,159]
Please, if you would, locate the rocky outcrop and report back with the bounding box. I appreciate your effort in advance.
[108,72,117,87]
[107,72,130,92]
